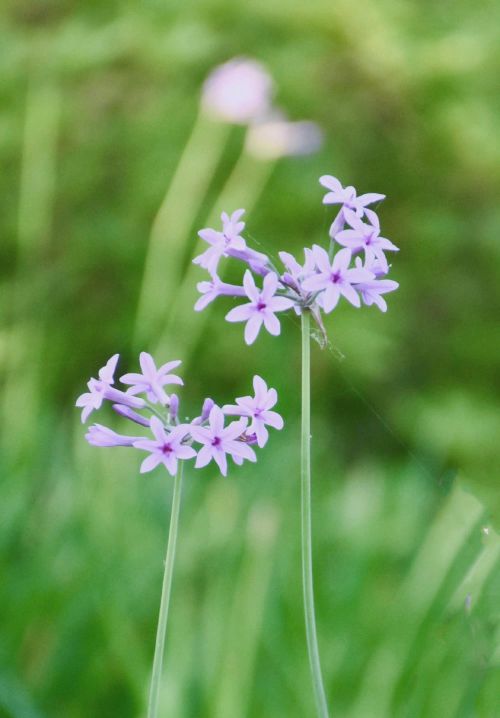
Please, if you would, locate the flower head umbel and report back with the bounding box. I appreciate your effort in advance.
[77,356,283,478]
[193,173,399,344]
[225,271,294,345]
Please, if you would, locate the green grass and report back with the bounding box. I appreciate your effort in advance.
[1,0,500,715]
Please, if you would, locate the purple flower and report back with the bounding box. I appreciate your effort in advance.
[320,175,385,236]
[190,405,256,476]
[353,258,399,312]
[133,417,196,476]
[302,246,374,313]
[225,271,294,344]
[120,352,183,405]
[86,424,142,447]
[193,210,270,276]
[223,375,283,448]
[76,354,146,423]
[193,210,248,273]
[335,209,399,273]
[201,57,273,125]
[194,273,247,312]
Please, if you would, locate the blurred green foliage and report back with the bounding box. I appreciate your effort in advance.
[1,0,500,716]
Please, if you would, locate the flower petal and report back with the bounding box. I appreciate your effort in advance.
[140,453,162,474]
[225,303,254,323]
[263,311,281,336]
[243,270,259,302]
[244,313,263,345]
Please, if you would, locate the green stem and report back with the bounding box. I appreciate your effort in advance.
[147,464,184,718]
[301,311,330,718]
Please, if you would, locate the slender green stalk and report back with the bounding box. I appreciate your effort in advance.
[147,464,184,718]
[301,311,330,718]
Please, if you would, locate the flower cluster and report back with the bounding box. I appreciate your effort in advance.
[76,353,283,477]
[193,174,399,344]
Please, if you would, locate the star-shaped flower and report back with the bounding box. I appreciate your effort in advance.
[120,352,183,405]
[302,246,374,313]
[223,375,283,448]
[133,417,196,476]
[320,175,385,236]
[225,270,294,344]
[335,209,399,273]
[190,405,256,476]
[76,354,145,423]
[193,210,248,274]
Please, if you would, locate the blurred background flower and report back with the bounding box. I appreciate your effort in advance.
[1,1,500,716]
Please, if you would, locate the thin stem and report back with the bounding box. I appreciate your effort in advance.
[147,464,184,718]
[301,311,330,718]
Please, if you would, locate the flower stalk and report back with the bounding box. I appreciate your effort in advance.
[147,464,184,718]
[301,310,329,718]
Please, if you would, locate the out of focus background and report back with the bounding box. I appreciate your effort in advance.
[1,2,500,717]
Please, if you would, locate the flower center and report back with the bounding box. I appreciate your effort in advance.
[257,301,267,311]
[161,443,172,455]
[212,436,222,447]
[330,271,341,284]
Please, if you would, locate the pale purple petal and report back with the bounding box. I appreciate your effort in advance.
[98,354,119,384]
[139,352,157,379]
[339,283,361,307]
[357,192,385,207]
[260,409,283,429]
[263,312,281,336]
[148,416,165,443]
[311,244,331,273]
[140,454,162,474]
[243,270,259,302]
[222,417,248,441]
[254,421,269,448]
[268,296,295,312]
[226,303,254,323]
[322,284,341,313]
[244,313,263,345]
[176,444,197,460]
[332,247,352,272]
[158,360,182,377]
[261,272,278,301]
[195,445,214,468]
[209,405,225,434]
[213,449,228,476]
[163,454,178,476]
[225,441,257,462]
[253,375,267,403]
